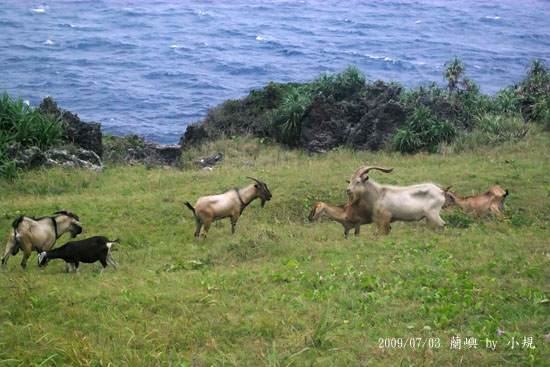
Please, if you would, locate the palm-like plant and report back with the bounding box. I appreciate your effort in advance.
[444,57,465,94]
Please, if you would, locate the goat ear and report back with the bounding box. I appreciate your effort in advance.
[346,180,350,183]
[363,176,369,182]
[254,184,258,188]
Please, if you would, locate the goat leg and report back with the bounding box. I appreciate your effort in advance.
[106,253,118,270]
[194,222,202,238]
[230,214,239,234]
[19,240,33,269]
[2,231,20,269]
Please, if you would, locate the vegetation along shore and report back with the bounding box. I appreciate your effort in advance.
[1,59,549,365]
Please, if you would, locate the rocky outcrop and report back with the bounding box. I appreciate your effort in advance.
[39,96,103,157]
[43,149,103,172]
[179,123,209,149]
[6,143,103,172]
[299,81,407,153]
[103,134,181,166]
[350,100,407,151]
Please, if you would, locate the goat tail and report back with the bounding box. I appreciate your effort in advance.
[9,215,25,255]
[106,238,120,249]
[184,202,201,224]
[184,201,195,214]
[11,215,24,231]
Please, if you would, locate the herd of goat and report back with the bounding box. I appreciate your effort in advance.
[1,166,508,272]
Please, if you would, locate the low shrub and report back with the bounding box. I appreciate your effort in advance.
[0,92,63,179]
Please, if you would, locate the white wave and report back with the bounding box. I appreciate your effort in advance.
[171,45,181,48]
[70,24,76,28]
[415,20,422,24]
[365,54,384,60]
[485,15,501,20]
[202,42,208,46]
[197,11,208,16]
[31,5,48,13]
[256,36,264,41]
[23,100,30,106]
[43,39,54,45]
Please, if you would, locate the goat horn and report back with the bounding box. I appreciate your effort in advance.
[246,176,265,186]
[444,185,453,192]
[354,166,393,177]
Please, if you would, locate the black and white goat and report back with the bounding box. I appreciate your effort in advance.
[38,236,119,274]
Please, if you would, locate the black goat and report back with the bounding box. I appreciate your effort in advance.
[38,236,119,273]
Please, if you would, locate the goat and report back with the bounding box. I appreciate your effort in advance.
[444,185,509,216]
[346,166,446,235]
[2,211,82,269]
[308,199,373,238]
[38,236,119,274]
[185,177,272,238]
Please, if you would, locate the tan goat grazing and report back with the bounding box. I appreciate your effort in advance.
[346,166,446,235]
[2,211,83,269]
[185,177,272,238]
[444,185,509,215]
[308,199,373,238]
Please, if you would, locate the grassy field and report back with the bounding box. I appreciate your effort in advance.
[1,133,549,367]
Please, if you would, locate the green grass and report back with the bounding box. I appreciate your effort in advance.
[1,134,549,366]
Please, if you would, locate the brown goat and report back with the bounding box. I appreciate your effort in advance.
[2,211,82,269]
[308,199,373,238]
[444,185,509,216]
[185,177,272,238]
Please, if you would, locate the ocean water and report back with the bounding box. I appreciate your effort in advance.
[1,1,549,144]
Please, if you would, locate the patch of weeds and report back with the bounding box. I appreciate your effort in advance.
[443,209,474,228]
[163,256,212,272]
[225,230,281,261]
[310,306,336,349]
[510,211,533,227]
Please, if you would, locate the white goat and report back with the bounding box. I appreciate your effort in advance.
[185,177,272,238]
[2,211,82,269]
[346,166,446,235]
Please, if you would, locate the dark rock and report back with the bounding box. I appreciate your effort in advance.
[103,134,181,166]
[155,145,182,163]
[6,143,47,168]
[299,82,406,152]
[417,95,458,122]
[364,80,403,109]
[194,152,224,168]
[39,96,103,157]
[350,101,407,151]
[180,123,208,149]
[299,94,350,152]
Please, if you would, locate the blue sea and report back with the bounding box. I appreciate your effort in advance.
[1,1,549,144]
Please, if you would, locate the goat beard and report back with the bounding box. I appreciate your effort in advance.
[261,200,266,208]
